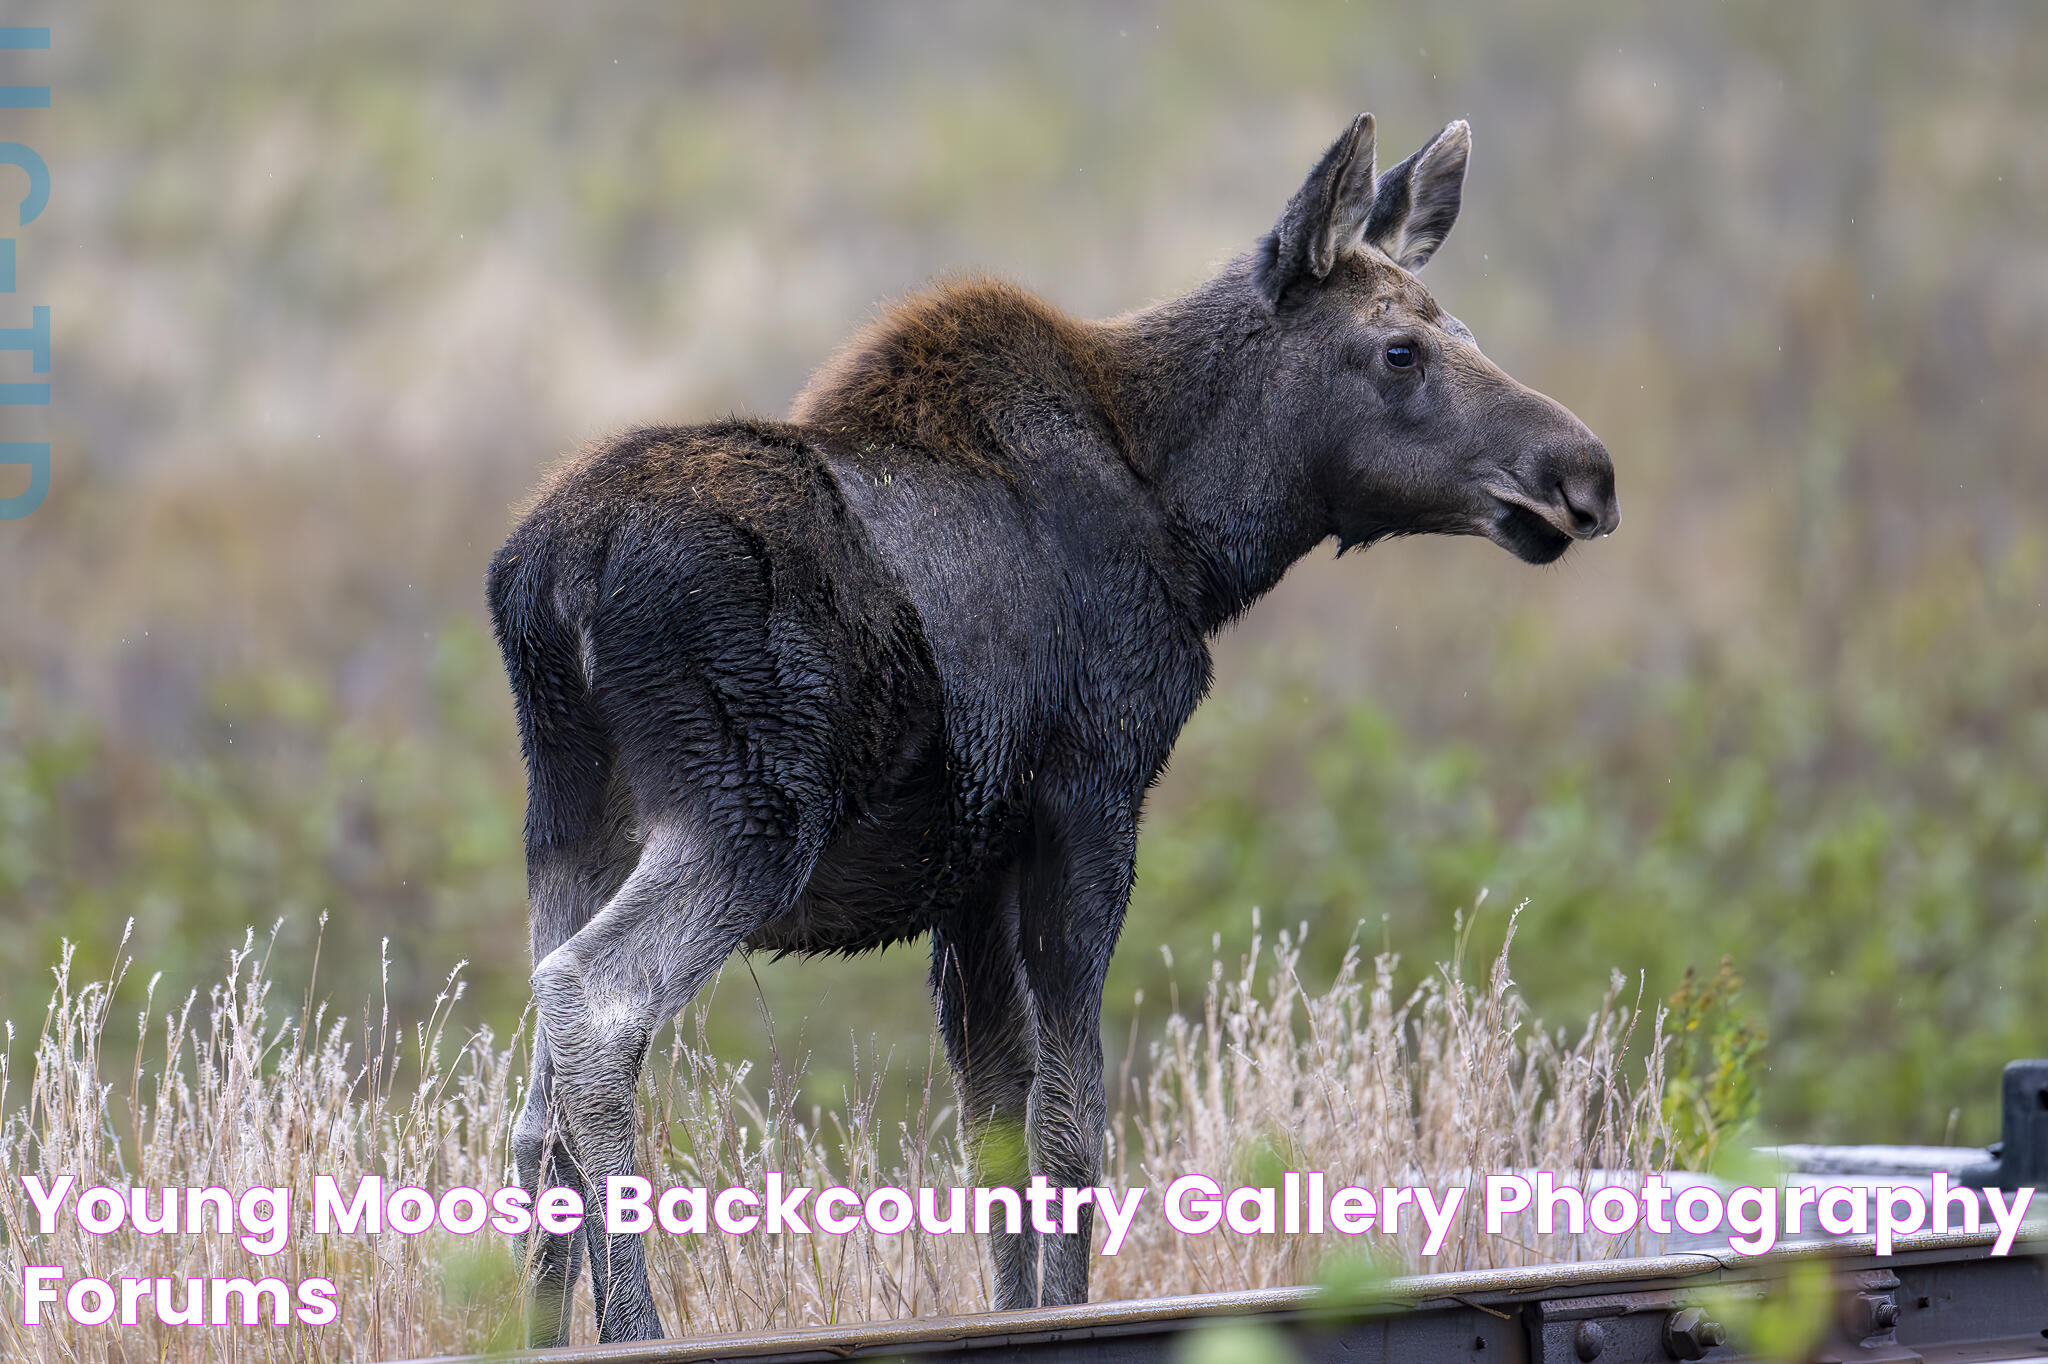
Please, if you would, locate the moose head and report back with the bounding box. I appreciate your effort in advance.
[1245,113,1618,567]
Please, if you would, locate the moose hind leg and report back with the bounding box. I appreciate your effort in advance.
[515,776,638,1346]
[531,816,812,1342]
[932,877,1040,1310]
[513,1031,586,1345]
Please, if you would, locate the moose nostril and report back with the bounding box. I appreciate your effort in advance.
[1555,480,1603,535]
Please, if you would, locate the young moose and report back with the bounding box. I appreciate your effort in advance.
[490,112,1617,1344]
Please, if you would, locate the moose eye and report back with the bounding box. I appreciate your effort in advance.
[1384,343,1418,370]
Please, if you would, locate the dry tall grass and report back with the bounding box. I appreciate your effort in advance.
[0,906,1672,1361]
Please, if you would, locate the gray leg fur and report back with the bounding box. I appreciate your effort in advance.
[515,783,638,1347]
[529,819,810,1343]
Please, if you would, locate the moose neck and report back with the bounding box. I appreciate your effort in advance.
[792,269,1335,635]
[1100,263,1334,634]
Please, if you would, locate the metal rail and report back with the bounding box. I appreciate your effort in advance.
[387,1224,2046,1364]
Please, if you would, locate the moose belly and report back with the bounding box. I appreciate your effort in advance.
[750,801,1004,956]
[752,825,951,956]
[743,724,1002,958]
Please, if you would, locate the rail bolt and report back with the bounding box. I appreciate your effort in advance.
[1844,1291,1901,1339]
[1662,1307,1727,1360]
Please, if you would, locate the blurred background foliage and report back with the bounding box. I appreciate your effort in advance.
[1,1,2044,1145]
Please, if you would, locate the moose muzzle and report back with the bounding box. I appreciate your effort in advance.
[1481,428,1619,563]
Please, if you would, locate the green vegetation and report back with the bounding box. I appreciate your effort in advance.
[1659,961,1768,1174]
[1129,546,2048,1143]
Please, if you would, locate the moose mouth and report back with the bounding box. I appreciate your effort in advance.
[1484,498,1576,564]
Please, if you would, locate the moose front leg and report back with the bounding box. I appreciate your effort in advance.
[933,870,1041,1309]
[1016,793,1139,1307]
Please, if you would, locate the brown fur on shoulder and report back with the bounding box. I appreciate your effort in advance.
[790,275,1135,479]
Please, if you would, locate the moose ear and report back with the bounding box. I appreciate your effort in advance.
[1255,112,1378,307]
[1363,119,1470,271]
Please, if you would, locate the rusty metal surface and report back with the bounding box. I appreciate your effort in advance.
[1757,1145,1991,1178]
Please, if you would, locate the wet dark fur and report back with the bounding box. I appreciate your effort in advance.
[489,112,1616,1344]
